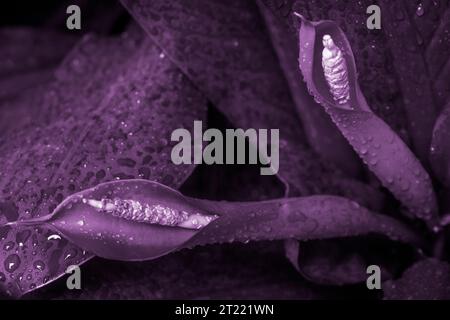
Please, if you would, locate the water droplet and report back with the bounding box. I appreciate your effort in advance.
[16,229,31,247]
[47,234,61,241]
[4,254,21,273]
[3,241,14,251]
[32,235,38,247]
[0,226,10,240]
[33,260,45,271]
[416,3,425,16]
[64,248,77,260]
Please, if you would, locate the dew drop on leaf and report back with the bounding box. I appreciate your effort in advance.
[3,241,15,251]
[47,234,62,241]
[64,248,77,260]
[16,229,31,247]
[416,3,425,16]
[4,254,21,273]
[33,260,45,271]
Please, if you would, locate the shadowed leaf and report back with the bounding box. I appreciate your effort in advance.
[384,258,450,300]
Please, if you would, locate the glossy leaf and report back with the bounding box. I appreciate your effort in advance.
[378,0,441,162]
[0,30,207,297]
[430,102,450,187]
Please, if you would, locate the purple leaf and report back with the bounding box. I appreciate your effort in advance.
[296,14,439,228]
[0,28,75,100]
[0,28,76,134]
[31,242,329,299]
[0,85,48,136]
[430,102,450,187]
[9,179,422,262]
[378,0,444,162]
[0,29,207,297]
[0,28,75,79]
[285,237,415,286]
[384,258,450,300]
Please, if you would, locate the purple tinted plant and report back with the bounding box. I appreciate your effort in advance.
[0,0,449,299]
[8,179,421,261]
[295,13,438,227]
[0,26,208,296]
